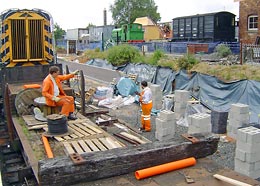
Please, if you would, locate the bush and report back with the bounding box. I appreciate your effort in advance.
[215,44,232,58]
[107,44,141,66]
[177,54,199,70]
[149,50,165,65]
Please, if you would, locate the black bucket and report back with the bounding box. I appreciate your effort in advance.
[47,114,68,135]
[211,111,228,134]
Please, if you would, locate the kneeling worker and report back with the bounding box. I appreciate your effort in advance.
[42,66,79,120]
[136,81,153,132]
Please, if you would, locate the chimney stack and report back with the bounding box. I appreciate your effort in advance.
[103,8,107,26]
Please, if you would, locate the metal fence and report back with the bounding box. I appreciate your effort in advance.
[242,44,260,63]
[56,39,241,55]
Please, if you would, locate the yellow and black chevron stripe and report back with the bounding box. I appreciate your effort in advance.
[0,9,55,67]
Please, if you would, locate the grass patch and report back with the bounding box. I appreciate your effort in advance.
[77,45,260,82]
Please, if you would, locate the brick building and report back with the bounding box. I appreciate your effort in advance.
[237,0,260,44]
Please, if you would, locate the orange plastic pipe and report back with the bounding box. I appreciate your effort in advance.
[135,157,196,180]
[42,135,54,158]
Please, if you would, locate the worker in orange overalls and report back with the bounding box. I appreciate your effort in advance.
[136,81,153,132]
[42,66,79,120]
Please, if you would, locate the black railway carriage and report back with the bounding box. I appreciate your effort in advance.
[172,11,236,42]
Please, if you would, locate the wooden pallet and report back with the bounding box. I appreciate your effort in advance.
[22,115,47,130]
[85,87,96,102]
[51,120,104,142]
[63,136,124,155]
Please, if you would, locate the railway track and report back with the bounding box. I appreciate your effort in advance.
[0,119,37,186]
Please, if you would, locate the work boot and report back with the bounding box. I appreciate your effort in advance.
[68,113,77,120]
[138,127,145,131]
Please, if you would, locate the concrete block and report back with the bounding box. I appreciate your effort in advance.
[229,119,248,128]
[159,110,175,121]
[230,103,249,114]
[237,127,250,142]
[188,125,200,134]
[155,118,166,129]
[155,132,174,141]
[156,126,175,136]
[175,90,189,102]
[254,161,260,171]
[235,149,246,162]
[246,151,260,163]
[226,124,232,133]
[235,158,255,172]
[228,112,250,123]
[153,102,162,110]
[190,113,211,127]
[248,169,260,179]
[238,126,260,144]
[174,102,187,109]
[237,141,260,153]
[174,107,186,115]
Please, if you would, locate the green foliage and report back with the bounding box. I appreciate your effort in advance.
[107,44,141,66]
[215,44,232,58]
[110,0,161,26]
[54,23,65,42]
[149,50,165,65]
[177,54,199,70]
[84,49,107,59]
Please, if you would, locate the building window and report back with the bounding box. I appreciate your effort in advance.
[248,15,258,30]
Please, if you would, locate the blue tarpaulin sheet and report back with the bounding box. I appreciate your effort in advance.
[86,60,260,123]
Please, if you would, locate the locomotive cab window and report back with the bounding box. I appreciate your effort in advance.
[248,15,258,31]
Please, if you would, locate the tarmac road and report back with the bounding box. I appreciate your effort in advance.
[58,58,121,85]
[58,58,259,186]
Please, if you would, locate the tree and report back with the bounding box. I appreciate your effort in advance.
[54,23,65,42]
[110,0,161,26]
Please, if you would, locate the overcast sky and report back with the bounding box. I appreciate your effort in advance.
[0,0,239,30]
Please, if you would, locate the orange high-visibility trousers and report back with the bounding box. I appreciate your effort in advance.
[55,95,75,116]
[141,101,152,131]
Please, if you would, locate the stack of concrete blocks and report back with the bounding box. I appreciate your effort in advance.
[155,110,176,141]
[187,113,211,134]
[235,126,260,179]
[227,103,250,139]
[174,90,189,120]
[150,84,163,110]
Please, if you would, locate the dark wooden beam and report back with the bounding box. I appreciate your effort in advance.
[39,133,219,186]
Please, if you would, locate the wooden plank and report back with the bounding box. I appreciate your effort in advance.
[68,125,84,138]
[12,117,39,183]
[120,132,147,144]
[82,122,102,134]
[64,136,72,140]
[54,137,64,142]
[22,115,47,126]
[63,142,75,154]
[99,137,114,149]
[88,105,99,110]
[92,138,107,151]
[69,134,79,139]
[71,141,84,154]
[105,137,123,148]
[28,124,47,130]
[70,124,90,137]
[75,123,96,135]
[85,139,100,152]
[78,140,92,153]
[213,174,252,186]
